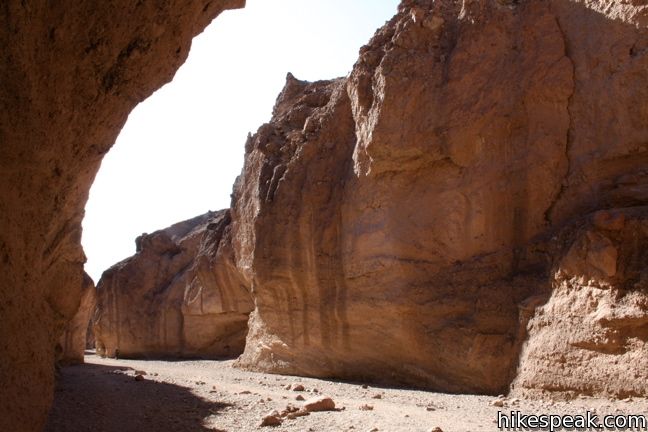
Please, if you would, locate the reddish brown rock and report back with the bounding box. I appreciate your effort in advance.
[260,411,282,427]
[303,396,336,412]
[0,1,243,429]
[3,1,648,429]
[86,317,96,350]
[513,209,648,398]
[94,210,253,358]
[233,0,648,397]
[56,272,96,365]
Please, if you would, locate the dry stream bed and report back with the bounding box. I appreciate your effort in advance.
[46,354,648,432]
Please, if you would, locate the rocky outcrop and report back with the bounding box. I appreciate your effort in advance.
[513,208,648,398]
[0,1,243,430]
[94,211,253,359]
[56,272,96,365]
[232,0,648,397]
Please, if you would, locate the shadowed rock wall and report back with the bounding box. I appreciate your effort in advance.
[0,1,243,430]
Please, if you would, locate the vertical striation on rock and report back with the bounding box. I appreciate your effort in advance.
[235,0,572,393]
[94,210,253,359]
[231,0,648,397]
[232,75,358,379]
[0,1,244,430]
[2,0,648,428]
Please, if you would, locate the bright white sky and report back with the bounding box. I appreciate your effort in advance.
[82,0,399,282]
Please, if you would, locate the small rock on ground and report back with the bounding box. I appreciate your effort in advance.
[260,411,282,427]
[303,396,336,412]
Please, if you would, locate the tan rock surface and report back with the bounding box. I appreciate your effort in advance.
[233,0,648,397]
[303,396,336,412]
[0,1,243,430]
[3,1,648,429]
[513,208,648,398]
[56,272,96,365]
[94,210,253,359]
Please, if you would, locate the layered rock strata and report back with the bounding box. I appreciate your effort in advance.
[94,211,253,359]
[0,1,243,430]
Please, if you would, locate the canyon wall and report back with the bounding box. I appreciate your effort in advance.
[232,0,648,397]
[2,0,646,429]
[94,211,253,359]
[0,1,244,430]
[56,272,96,365]
[513,208,648,398]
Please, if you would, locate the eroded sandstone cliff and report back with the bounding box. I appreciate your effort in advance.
[3,0,647,428]
[231,0,648,397]
[0,1,243,430]
[94,211,253,359]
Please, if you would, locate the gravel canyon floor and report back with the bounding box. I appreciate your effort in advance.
[46,354,648,432]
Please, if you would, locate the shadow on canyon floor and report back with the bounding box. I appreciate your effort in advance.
[45,362,231,432]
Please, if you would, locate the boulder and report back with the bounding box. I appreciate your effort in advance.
[303,396,336,412]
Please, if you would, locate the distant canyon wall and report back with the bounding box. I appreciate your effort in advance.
[0,1,244,431]
[93,211,253,359]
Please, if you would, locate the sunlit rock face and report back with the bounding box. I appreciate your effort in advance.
[232,0,648,396]
[513,209,648,399]
[94,211,253,359]
[0,1,243,430]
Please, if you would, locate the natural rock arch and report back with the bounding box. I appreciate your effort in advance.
[2,0,648,430]
[0,1,244,430]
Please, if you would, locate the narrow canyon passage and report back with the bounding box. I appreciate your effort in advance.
[3,0,648,430]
